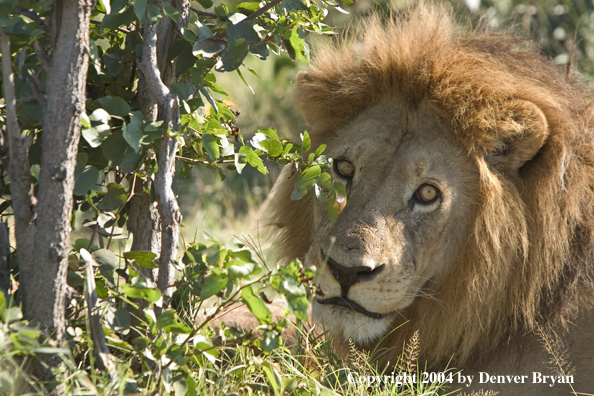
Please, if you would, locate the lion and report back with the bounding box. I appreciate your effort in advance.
[264,3,594,395]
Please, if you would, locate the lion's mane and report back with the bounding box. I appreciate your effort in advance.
[267,3,594,365]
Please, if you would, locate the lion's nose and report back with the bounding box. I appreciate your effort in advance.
[325,256,385,296]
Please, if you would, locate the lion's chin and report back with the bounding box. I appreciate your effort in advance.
[312,300,393,345]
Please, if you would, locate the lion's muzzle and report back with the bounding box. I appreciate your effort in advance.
[324,254,385,296]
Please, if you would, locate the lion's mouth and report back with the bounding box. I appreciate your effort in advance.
[315,297,388,319]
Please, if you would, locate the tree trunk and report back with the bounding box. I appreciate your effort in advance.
[18,0,93,340]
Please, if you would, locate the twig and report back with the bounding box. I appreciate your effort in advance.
[245,0,283,22]
[106,174,137,250]
[16,95,39,105]
[26,69,46,107]
[190,7,218,19]
[81,249,119,381]
[176,155,234,165]
[33,41,49,71]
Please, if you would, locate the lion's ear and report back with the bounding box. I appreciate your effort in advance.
[485,100,549,175]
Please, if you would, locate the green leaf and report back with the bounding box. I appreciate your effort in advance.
[109,308,131,334]
[171,82,190,100]
[291,165,320,200]
[258,127,279,140]
[119,147,144,173]
[146,4,161,24]
[327,182,347,220]
[262,362,282,396]
[193,38,226,58]
[163,6,179,22]
[315,144,326,157]
[124,251,158,268]
[100,5,136,33]
[0,5,13,28]
[74,165,99,195]
[288,295,309,321]
[234,152,247,174]
[196,0,213,8]
[102,130,128,165]
[156,310,176,329]
[0,290,6,322]
[237,2,259,12]
[133,0,147,22]
[314,173,333,202]
[82,125,111,148]
[281,0,308,11]
[278,276,305,298]
[81,112,91,129]
[123,122,143,153]
[216,39,249,72]
[202,133,220,161]
[241,286,272,324]
[289,27,309,62]
[92,248,119,269]
[100,96,131,117]
[260,138,283,157]
[239,146,267,174]
[199,274,227,299]
[262,330,279,353]
[122,277,162,302]
[98,0,111,14]
[89,108,111,124]
[227,261,256,278]
[227,19,260,46]
[98,183,128,211]
[301,131,311,152]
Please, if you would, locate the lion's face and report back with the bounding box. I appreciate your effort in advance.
[308,101,481,344]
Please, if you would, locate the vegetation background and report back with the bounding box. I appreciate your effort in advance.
[1,0,594,395]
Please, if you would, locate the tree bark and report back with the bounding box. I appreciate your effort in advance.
[19,0,93,341]
[0,222,10,294]
[0,28,36,298]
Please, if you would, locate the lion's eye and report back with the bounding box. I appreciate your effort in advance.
[335,159,355,178]
[414,184,439,204]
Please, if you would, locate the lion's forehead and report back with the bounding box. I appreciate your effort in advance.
[327,102,475,189]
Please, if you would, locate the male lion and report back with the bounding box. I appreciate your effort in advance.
[265,3,594,395]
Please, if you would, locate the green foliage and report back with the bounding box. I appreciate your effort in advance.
[4,0,593,394]
[0,0,352,393]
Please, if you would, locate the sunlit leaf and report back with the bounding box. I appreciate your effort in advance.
[241,286,272,324]
[98,183,128,211]
[123,122,143,153]
[74,165,99,195]
[100,96,131,117]
[216,39,249,72]
[124,251,158,268]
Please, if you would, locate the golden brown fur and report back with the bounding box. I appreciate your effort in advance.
[266,1,594,379]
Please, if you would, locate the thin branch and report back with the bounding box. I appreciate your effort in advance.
[81,249,119,380]
[176,155,235,165]
[245,0,283,22]
[16,95,39,105]
[33,40,50,70]
[26,69,46,107]
[137,20,182,308]
[0,27,36,255]
[190,7,218,19]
